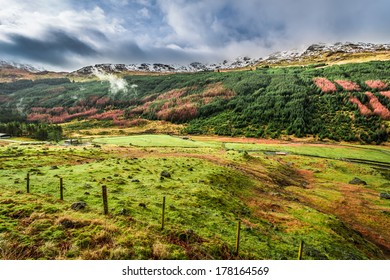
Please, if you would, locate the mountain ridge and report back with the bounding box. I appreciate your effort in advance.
[72,56,257,75]
[1,42,390,78]
[0,60,44,73]
[72,42,390,75]
[257,42,390,66]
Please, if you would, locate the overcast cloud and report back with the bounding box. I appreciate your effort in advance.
[0,0,389,71]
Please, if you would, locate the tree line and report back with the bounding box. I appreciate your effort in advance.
[0,122,63,141]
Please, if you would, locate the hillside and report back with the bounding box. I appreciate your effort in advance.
[0,60,389,143]
[255,42,390,67]
[0,135,389,259]
[0,61,65,83]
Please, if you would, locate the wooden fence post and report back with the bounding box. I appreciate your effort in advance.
[298,240,304,260]
[102,185,108,215]
[235,219,241,256]
[26,173,30,193]
[161,196,166,230]
[60,177,63,200]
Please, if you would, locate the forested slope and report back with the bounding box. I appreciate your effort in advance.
[0,61,389,143]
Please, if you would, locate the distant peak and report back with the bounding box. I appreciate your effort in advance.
[304,41,390,53]
[65,41,390,75]
[73,57,257,75]
[0,60,44,73]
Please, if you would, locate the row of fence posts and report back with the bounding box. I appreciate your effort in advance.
[25,172,305,259]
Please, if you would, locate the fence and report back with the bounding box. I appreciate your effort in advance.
[20,172,305,259]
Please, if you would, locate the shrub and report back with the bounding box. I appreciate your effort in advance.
[349,97,373,116]
[313,78,337,93]
[365,92,390,120]
[335,80,361,91]
[380,91,390,99]
[365,80,388,90]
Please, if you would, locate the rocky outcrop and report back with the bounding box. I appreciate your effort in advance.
[349,177,367,185]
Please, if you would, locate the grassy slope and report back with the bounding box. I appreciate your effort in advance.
[224,142,390,162]
[93,134,218,148]
[0,135,389,260]
[63,120,185,137]
[0,68,66,83]
[253,51,390,68]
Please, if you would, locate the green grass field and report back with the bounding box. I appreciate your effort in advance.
[0,135,389,260]
[225,142,390,163]
[93,135,219,148]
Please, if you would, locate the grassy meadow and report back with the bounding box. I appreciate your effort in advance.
[93,134,219,148]
[0,134,389,260]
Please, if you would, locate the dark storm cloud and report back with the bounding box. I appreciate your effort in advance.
[83,28,109,42]
[146,46,206,64]
[93,40,206,65]
[1,0,390,70]
[158,0,390,50]
[0,29,97,66]
[102,40,147,63]
[200,2,286,46]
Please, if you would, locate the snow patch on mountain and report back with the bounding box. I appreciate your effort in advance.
[74,56,257,75]
[0,60,44,73]
[74,42,390,75]
[259,42,390,64]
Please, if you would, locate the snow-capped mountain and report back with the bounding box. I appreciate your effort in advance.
[302,42,390,55]
[73,56,257,75]
[258,42,390,64]
[73,42,390,75]
[0,60,44,73]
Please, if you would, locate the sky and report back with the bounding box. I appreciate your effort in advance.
[0,0,389,71]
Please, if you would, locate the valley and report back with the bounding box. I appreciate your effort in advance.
[0,43,389,260]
